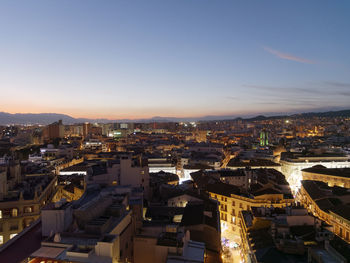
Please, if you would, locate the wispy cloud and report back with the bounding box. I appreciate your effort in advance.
[263,46,316,64]
[242,84,319,94]
[337,92,350,96]
[324,81,350,88]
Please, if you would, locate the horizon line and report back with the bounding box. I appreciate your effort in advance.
[1,107,350,122]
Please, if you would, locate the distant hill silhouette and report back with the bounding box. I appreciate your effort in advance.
[0,109,350,125]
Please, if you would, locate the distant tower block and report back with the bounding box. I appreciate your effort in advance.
[260,130,269,146]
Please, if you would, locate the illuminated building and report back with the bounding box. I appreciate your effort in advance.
[329,205,350,243]
[194,130,207,143]
[52,174,85,203]
[82,138,102,150]
[302,166,350,188]
[226,158,281,171]
[259,130,268,146]
[299,180,350,243]
[0,162,56,246]
[280,152,350,193]
[207,179,294,245]
[82,122,91,138]
[148,157,176,174]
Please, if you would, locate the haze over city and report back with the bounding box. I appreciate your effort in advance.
[1,0,350,119]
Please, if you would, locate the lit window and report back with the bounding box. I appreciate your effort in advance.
[232,216,236,224]
[0,210,2,219]
[0,235,3,244]
[11,208,18,217]
[24,207,32,213]
[10,233,17,239]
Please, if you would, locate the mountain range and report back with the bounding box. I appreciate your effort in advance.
[0,110,350,125]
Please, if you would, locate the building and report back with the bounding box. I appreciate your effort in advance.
[299,180,350,243]
[134,200,221,263]
[0,169,56,246]
[259,130,269,146]
[30,185,139,263]
[119,155,150,199]
[280,151,350,193]
[302,166,350,188]
[329,205,350,243]
[227,158,281,171]
[148,157,177,174]
[239,206,338,263]
[43,120,64,141]
[205,169,294,252]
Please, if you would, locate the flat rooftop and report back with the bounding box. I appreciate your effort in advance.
[303,167,350,179]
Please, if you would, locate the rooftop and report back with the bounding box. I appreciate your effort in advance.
[0,221,42,263]
[206,182,240,197]
[227,158,280,168]
[329,204,350,221]
[303,166,350,179]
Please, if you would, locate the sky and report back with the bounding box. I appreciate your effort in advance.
[0,0,350,119]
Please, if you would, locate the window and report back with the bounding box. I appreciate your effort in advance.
[0,235,3,245]
[10,223,18,231]
[10,233,17,239]
[0,210,2,219]
[11,208,18,217]
[232,201,235,206]
[232,209,235,216]
[24,207,32,213]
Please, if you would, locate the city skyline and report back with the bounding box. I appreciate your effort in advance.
[1,1,350,118]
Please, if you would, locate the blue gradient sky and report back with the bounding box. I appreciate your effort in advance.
[0,1,349,119]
